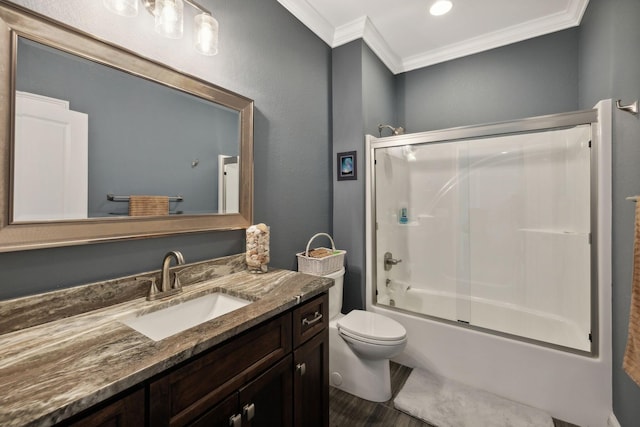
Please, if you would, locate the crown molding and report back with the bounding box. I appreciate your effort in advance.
[276,0,334,45]
[277,0,590,75]
[400,0,589,73]
[332,16,402,74]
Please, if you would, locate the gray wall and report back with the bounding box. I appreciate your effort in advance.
[397,29,579,131]
[579,0,640,425]
[332,40,396,312]
[1,0,331,300]
[332,40,364,312]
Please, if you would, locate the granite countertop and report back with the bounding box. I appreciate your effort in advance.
[0,254,333,427]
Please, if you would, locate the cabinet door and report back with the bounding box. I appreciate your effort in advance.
[293,328,329,427]
[64,387,145,427]
[238,355,293,427]
[149,313,291,426]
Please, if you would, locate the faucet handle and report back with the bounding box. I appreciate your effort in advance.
[172,273,182,291]
[136,276,159,300]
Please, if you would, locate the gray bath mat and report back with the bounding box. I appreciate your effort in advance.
[393,368,553,427]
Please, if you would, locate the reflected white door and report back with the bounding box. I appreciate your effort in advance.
[218,155,239,213]
[14,91,88,221]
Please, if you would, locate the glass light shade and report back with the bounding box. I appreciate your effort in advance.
[103,0,139,17]
[430,0,453,16]
[194,13,219,56]
[154,0,184,39]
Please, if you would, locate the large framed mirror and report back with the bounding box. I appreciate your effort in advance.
[0,1,254,252]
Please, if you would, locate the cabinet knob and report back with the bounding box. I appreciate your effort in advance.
[243,403,255,421]
[296,362,306,376]
[229,414,242,427]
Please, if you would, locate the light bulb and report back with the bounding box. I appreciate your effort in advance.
[430,0,453,16]
[154,0,184,39]
[103,0,138,17]
[194,13,219,56]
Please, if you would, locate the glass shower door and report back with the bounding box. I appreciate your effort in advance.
[373,124,593,351]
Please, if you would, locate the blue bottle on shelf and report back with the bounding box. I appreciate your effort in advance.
[399,207,408,224]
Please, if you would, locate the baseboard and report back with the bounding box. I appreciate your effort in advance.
[608,412,621,427]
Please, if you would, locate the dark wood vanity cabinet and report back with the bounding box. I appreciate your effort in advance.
[149,292,329,427]
[58,293,329,427]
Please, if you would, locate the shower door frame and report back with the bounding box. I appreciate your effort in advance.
[366,108,600,356]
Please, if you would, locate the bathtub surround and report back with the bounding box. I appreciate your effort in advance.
[394,368,554,427]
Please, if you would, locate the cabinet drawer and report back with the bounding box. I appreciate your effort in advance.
[149,312,292,427]
[292,293,328,348]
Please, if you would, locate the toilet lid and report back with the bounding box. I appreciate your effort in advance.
[337,310,406,342]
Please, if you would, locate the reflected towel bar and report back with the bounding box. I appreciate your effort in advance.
[107,194,184,202]
[616,100,638,116]
[627,196,639,202]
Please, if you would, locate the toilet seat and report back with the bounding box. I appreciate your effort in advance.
[337,310,407,343]
[338,327,407,346]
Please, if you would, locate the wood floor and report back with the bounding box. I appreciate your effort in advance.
[328,362,580,427]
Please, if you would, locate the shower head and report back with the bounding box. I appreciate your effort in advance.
[378,124,405,137]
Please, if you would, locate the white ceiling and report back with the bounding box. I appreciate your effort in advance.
[277,0,590,74]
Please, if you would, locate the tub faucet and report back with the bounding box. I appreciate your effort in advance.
[146,250,185,300]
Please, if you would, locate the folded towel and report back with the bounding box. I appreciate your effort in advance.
[128,195,169,216]
[624,198,640,387]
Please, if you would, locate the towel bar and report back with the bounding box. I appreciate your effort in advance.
[107,194,183,202]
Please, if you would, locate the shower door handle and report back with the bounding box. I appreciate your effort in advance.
[384,252,402,271]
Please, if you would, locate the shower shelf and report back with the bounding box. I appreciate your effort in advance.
[381,221,420,227]
[518,228,589,236]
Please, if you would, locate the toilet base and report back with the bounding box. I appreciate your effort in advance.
[329,319,392,402]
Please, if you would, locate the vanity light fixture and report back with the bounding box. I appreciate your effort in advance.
[104,0,219,55]
[429,0,453,16]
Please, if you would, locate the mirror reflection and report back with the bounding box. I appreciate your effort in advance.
[14,37,240,222]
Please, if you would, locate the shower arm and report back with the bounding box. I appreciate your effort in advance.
[378,124,405,137]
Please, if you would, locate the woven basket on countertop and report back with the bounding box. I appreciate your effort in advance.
[297,233,346,276]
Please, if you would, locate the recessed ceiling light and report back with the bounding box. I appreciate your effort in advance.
[430,0,453,16]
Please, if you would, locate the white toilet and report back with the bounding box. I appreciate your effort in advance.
[324,267,407,402]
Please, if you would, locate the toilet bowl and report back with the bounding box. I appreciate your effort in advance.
[323,267,408,402]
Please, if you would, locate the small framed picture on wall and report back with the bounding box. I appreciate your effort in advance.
[337,151,357,181]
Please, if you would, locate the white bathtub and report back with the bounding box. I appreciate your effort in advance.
[378,286,589,351]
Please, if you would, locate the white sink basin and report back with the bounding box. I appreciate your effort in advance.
[122,292,251,341]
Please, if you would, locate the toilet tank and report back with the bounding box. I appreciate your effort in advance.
[324,267,345,318]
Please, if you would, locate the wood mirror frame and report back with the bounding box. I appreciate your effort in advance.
[0,1,254,252]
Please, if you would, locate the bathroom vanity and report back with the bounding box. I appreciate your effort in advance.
[0,255,331,427]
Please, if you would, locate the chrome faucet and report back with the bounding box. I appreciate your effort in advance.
[144,250,185,300]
